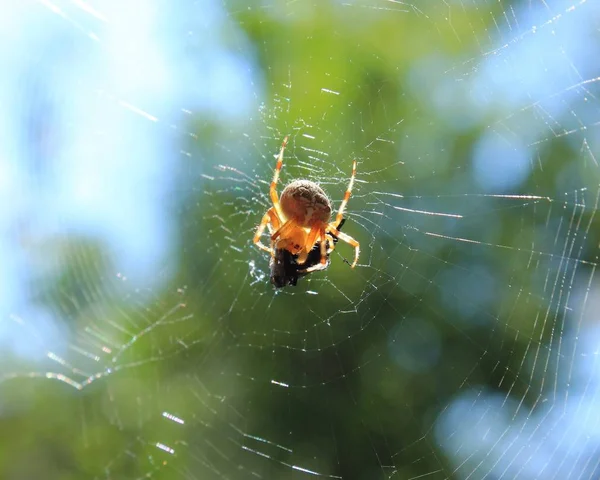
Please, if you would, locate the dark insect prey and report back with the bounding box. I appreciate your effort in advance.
[270,219,346,288]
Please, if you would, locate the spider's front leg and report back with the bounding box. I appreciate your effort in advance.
[294,226,323,266]
[332,160,357,229]
[270,136,288,219]
[272,220,308,259]
[253,207,280,254]
[326,225,360,268]
[319,232,328,265]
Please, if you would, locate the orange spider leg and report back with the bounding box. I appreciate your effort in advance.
[318,229,328,265]
[253,207,280,254]
[270,136,289,219]
[299,262,329,274]
[297,226,323,265]
[324,234,338,257]
[325,234,336,254]
[326,225,360,268]
[298,233,329,274]
[332,160,357,229]
[271,219,295,242]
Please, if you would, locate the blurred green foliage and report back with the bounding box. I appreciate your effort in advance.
[2,1,597,479]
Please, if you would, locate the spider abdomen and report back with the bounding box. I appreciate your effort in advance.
[280,180,332,227]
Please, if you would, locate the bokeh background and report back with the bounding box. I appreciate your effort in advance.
[2,0,600,479]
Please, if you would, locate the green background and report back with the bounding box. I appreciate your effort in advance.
[2,1,599,479]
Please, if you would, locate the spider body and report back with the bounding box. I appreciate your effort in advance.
[270,219,346,288]
[280,180,332,227]
[254,136,359,280]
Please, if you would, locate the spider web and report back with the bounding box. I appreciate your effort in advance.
[2,0,600,479]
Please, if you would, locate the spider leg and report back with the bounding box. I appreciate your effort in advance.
[271,219,294,241]
[298,260,329,275]
[325,218,345,254]
[332,160,357,229]
[297,225,322,265]
[326,225,360,268]
[319,230,328,265]
[270,136,289,219]
[325,233,337,255]
[253,207,280,254]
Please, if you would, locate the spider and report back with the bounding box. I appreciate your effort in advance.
[270,219,347,288]
[253,136,360,275]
